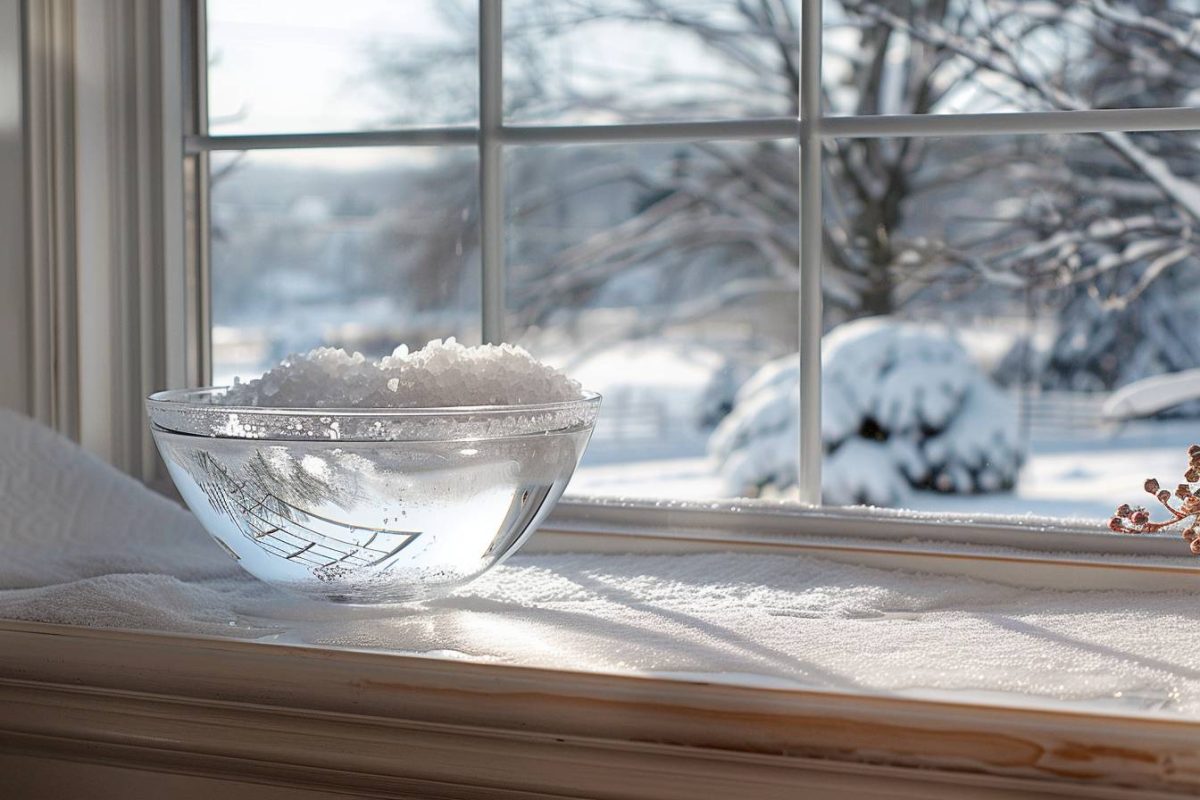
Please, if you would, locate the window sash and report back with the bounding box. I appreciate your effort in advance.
[180,0,1200,535]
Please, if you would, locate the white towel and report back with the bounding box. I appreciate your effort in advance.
[0,409,235,588]
[2,409,1199,716]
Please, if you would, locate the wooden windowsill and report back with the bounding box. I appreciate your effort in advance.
[1,618,1198,799]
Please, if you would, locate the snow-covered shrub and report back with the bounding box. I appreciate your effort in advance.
[696,347,772,429]
[991,335,1045,389]
[709,317,1024,506]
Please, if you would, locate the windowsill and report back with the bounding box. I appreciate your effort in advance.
[2,615,1199,798]
[4,523,1200,797]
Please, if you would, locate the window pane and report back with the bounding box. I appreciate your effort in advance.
[206,0,476,134]
[503,0,800,123]
[210,148,480,386]
[810,131,1200,523]
[824,1,1200,115]
[506,141,800,501]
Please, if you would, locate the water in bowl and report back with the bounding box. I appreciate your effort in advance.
[154,426,591,603]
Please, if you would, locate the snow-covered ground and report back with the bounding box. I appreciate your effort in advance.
[571,418,1199,524]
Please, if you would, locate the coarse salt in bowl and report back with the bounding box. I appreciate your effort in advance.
[147,339,601,603]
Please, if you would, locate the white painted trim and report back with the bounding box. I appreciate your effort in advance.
[0,0,28,417]
[180,106,1200,156]
[21,0,185,480]
[159,0,188,394]
[184,127,478,152]
[479,0,504,344]
[180,0,210,386]
[541,498,1195,558]
[23,0,79,436]
[797,0,822,504]
[72,0,120,463]
[0,620,1197,798]
[823,106,1200,138]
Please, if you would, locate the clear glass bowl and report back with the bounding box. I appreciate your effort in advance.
[147,388,601,603]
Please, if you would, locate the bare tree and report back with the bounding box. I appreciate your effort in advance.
[369,0,1200,389]
[837,0,1200,388]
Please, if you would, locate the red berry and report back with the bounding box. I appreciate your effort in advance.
[1145,478,1161,494]
[1131,510,1150,525]
[1116,503,1133,518]
[1109,517,1124,532]
[1190,538,1200,555]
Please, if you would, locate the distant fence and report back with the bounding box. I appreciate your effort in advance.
[1012,390,1110,442]
[588,386,1117,453]
[588,390,676,446]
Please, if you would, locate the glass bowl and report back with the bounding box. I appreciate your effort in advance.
[147,387,601,603]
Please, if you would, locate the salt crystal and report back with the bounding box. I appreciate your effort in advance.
[217,338,583,409]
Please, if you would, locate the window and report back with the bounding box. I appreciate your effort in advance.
[183,0,1200,543]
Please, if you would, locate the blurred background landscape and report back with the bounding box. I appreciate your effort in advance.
[205,0,1200,521]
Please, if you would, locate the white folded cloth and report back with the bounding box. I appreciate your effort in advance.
[1,409,1198,716]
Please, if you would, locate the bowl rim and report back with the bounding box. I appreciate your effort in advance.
[146,386,603,417]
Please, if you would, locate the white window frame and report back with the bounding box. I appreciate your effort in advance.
[9,6,1200,792]
[171,0,1200,557]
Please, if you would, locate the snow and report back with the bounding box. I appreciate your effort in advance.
[216,338,583,408]
[6,408,1200,718]
[923,380,1020,493]
[535,338,770,468]
[706,359,799,493]
[821,439,914,507]
[709,318,1022,505]
[1103,368,1200,420]
[569,456,728,499]
[568,340,737,431]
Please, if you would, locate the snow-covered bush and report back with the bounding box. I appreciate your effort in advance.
[709,317,1024,506]
[696,346,773,429]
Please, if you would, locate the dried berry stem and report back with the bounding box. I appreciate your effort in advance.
[1111,445,1200,554]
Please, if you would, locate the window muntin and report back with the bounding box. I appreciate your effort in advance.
[191,0,1200,538]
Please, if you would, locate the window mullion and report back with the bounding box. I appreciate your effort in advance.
[184,0,210,387]
[797,0,823,506]
[479,0,504,344]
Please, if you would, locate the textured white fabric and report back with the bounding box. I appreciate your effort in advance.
[1,410,1198,717]
[0,410,235,588]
